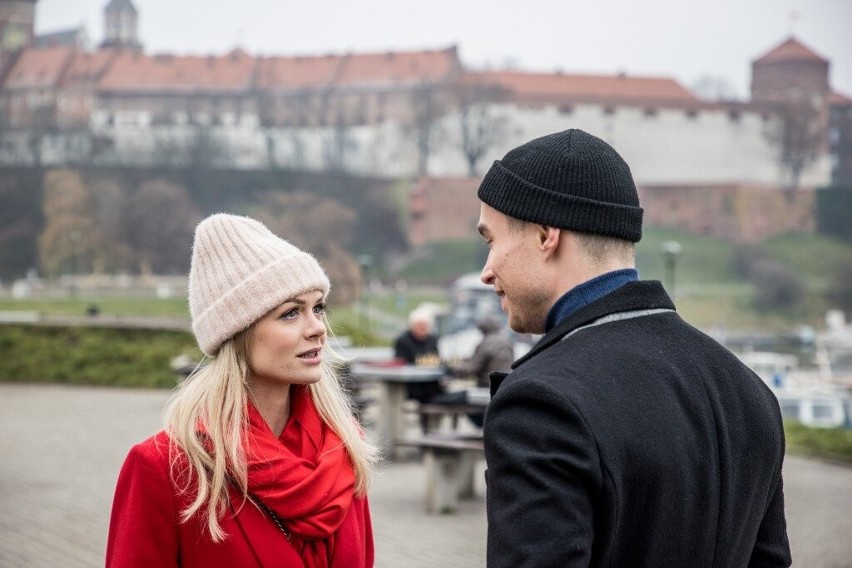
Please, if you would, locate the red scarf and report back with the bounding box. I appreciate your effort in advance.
[245,386,356,568]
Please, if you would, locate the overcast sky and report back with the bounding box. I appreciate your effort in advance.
[35,0,852,100]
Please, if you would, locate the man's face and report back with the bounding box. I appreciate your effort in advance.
[410,320,431,340]
[477,203,551,334]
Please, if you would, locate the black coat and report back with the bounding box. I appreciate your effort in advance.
[483,281,790,567]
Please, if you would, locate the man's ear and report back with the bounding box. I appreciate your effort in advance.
[538,225,561,253]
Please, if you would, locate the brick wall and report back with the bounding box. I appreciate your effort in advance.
[409,177,816,247]
[408,177,481,246]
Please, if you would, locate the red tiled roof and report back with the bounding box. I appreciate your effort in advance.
[255,47,460,90]
[96,50,256,92]
[4,46,75,89]
[62,50,118,86]
[830,91,852,106]
[753,36,828,64]
[473,70,698,105]
[334,47,461,86]
[255,54,344,90]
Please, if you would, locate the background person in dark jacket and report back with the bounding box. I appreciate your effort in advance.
[475,129,791,567]
[439,315,515,427]
[393,307,440,368]
[446,314,515,389]
[393,308,443,432]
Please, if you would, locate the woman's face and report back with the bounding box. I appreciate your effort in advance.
[247,289,327,390]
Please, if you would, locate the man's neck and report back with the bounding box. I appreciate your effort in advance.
[544,269,639,332]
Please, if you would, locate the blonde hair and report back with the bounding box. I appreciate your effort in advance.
[162,322,377,542]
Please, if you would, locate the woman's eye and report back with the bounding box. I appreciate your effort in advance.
[281,308,299,320]
[313,303,327,315]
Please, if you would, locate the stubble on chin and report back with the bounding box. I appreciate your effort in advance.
[508,293,549,335]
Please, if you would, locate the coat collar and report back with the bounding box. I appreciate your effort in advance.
[511,280,674,371]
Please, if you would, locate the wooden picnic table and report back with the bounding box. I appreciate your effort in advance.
[349,362,446,458]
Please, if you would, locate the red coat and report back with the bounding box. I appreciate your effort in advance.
[106,431,373,568]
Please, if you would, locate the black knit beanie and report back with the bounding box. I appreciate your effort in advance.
[477,129,643,242]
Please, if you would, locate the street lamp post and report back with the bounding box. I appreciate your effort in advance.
[659,240,682,300]
[357,254,373,336]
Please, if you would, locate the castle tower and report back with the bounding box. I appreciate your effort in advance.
[0,0,37,73]
[751,36,829,102]
[751,36,832,185]
[100,0,142,51]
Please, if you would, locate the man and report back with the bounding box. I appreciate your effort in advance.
[476,129,790,567]
[393,308,443,433]
[393,307,440,368]
[447,315,514,387]
[439,314,515,427]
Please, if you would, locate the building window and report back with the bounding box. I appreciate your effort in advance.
[559,104,574,115]
[643,107,658,117]
[602,105,616,116]
[685,109,698,120]
[728,110,741,123]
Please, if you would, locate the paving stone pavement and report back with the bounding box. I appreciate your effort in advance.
[1,383,851,567]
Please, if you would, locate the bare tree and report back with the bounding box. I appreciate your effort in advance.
[456,78,509,176]
[152,122,226,169]
[126,179,200,274]
[152,130,188,168]
[690,75,740,102]
[0,170,42,279]
[275,89,326,170]
[91,178,134,273]
[765,89,826,192]
[408,83,447,176]
[250,191,361,304]
[38,169,101,277]
[320,95,356,172]
[187,123,227,169]
[26,102,56,168]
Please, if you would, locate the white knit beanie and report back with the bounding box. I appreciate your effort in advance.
[189,213,331,356]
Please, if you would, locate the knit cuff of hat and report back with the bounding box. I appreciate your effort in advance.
[192,252,330,357]
[478,161,644,242]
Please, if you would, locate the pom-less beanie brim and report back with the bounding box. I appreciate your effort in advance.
[477,129,644,242]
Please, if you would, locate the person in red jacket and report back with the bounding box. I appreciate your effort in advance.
[106,213,378,568]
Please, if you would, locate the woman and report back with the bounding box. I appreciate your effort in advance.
[106,213,378,568]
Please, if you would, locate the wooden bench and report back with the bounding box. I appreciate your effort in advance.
[413,402,485,432]
[398,433,484,514]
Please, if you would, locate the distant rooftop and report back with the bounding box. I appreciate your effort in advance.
[753,36,828,64]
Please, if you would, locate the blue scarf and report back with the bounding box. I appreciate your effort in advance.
[544,269,638,332]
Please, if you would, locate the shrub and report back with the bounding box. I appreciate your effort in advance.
[826,256,852,313]
[784,420,852,465]
[730,242,768,279]
[750,259,806,312]
[0,325,199,388]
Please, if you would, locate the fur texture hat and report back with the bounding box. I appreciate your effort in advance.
[189,213,330,356]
